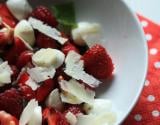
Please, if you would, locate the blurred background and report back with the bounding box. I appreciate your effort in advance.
[125,0,160,24]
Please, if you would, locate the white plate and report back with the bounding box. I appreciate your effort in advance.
[30,0,148,124]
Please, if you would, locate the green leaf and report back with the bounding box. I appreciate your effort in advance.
[52,2,77,34]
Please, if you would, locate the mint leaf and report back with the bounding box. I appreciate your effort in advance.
[52,2,77,33]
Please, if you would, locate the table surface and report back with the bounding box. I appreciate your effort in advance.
[125,0,160,24]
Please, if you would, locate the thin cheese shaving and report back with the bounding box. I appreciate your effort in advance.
[28,17,68,45]
[64,51,101,88]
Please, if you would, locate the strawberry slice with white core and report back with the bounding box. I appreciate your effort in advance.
[19,99,42,125]
[65,112,77,125]
[32,48,65,68]
[27,67,56,83]
[59,79,95,104]
[45,88,63,111]
[0,61,13,87]
[72,22,101,46]
[64,51,101,88]
[14,20,35,46]
[28,17,68,45]
[6,0,32,20]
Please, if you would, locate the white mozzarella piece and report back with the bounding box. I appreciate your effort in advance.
[14,20,35,46]
[59,79,95,104]
[27,67,55,83]
[72,22,101,46]
[32,48,65,68]
[25,77,40,91]
[0,61,13,87]
[64,51,101,88]
[28,17,68,45]
[6,0,32,20]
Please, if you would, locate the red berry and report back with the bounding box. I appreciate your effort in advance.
[0,111,19,125]
[11,65,19,81]
[0,88,24,118]
[17,72,30,85]
[36,32,59,49]
[36,79,55,102]
[64,106,82,116]
[30,6,58,27]
[62,42,79,55]
[82,44,114,79]
[0,4,17,28]
[16,51,33,69]
[43,108,69,125]
[19,85,35,101]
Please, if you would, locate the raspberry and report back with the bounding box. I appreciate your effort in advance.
[36,32,60,49]
[30,6,58,27]
[64,106,82,116]
[82,44,114,79]
[0,88,24,118]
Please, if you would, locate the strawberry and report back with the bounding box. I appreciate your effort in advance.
[30,6,58,27]
[62,42,79,55]
[36,79,55,102]
[0,111,19,125]
[43,108,69,125]
[36,32,59,49]
[0,4,17,28]
[0,88,24,118]
[64,106,82,116]
[16,51,33,69]
[82,44,114,79]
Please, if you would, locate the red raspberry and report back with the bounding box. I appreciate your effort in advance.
[36,32,60,49]
[19,85,35,101]
[0,111,19,125]
[64,106,82,116]
[17,72,30,85]
[0,88,24,118]
[82,44,114,79]
[30,6,58,27]
[43,108,69,125]
[16,51,33,69]
[62,42,79,55]
[36,79,56,102]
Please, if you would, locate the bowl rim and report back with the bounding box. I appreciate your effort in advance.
[119,0,148,124]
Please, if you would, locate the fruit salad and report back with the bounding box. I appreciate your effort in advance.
[0,0,117,125]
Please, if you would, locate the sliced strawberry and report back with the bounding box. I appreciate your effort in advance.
[36,32,60,49]
[62,42,79,55]
[30,6,58,27]
[16,50,33,69]
[64,106,82,116]
[43,108,69,125]
[0,4,17,28]
[82,44,114,79]
[0,111,19,125]
[0,88,24,118]
[36,79,56,102]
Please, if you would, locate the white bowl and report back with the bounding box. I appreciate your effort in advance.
[30,0,148,124]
